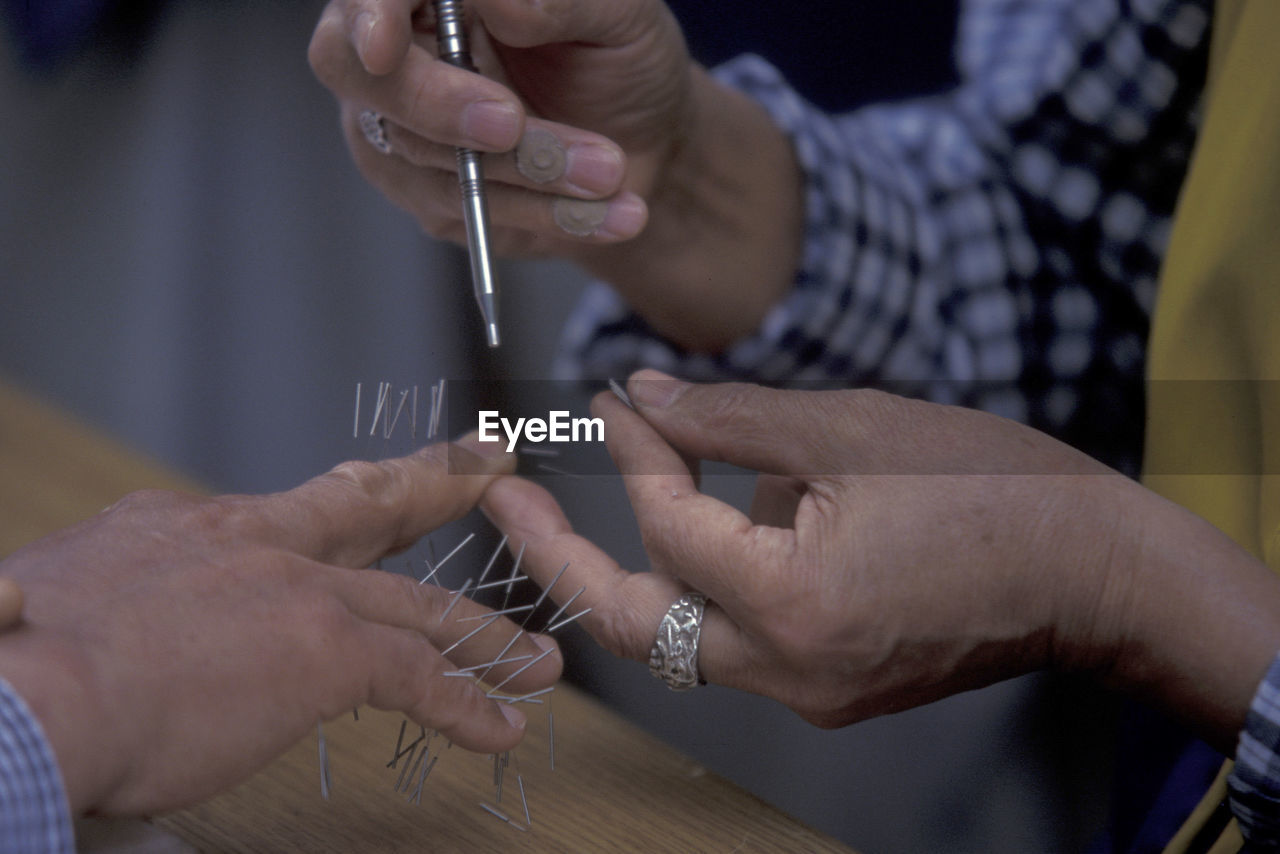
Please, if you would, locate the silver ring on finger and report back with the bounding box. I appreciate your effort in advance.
[358,109,393,155]
[648,592,708,691]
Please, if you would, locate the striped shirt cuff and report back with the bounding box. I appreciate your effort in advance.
[1229,652,1280,848]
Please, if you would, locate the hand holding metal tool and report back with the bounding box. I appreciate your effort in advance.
[434,0,500,348]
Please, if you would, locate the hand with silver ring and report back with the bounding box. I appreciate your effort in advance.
[483,371,1280,749]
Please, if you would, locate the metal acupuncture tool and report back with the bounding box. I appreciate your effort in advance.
[434,0,500,348]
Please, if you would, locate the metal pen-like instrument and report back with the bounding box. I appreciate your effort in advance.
[434,0,500,347]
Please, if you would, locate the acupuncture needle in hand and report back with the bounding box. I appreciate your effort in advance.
[434,0,501,348]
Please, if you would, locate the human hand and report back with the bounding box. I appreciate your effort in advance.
[309,1,801,348]
[483,372,1280,745]
[308,0,696,254]
[0,435,561,816]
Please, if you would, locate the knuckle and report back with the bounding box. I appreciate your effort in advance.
[318,459,411,541]
[302,588,358,643]
[324,459,403,506]
[592,601,651,662]
[108,488,182,514]
[700,382,758,431]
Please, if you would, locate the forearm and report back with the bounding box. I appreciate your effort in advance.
[1078,483,1280,752]
[572,65,804,352]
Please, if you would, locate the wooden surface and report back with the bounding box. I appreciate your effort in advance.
[0,378,854,853]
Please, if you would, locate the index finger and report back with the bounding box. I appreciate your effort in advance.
[310,3,524,152]
[593,392,796,612]
[249,434,516,568]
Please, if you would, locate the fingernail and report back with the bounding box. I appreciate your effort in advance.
[531,634,559,655]
[565,143,623,195]
[499,702,527,731]
[552,194,646,239]
[515,127,566,184]
[627,370,687,409]
[454,429,509,459]
[596,193,647,239]
[462,100,521,150]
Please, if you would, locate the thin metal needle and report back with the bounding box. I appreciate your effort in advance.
[541,585,586,633]
[479,802,526,831]
[457,603,533,622]
[473,575,527,593]
[409,755,437,804]
[434,0,500,347]
[521,561,570,629]
[545,607,593,634]
[439,613,501,655]
[495,685,555,703]
[477,534,509,587]
[517,774,531,826]
[387,727,426,769]
[317,721,331,800]
[399,745,426,794]
[437,578,475,625]
[388,388,410,437]
[500,543,526,612]
[418,560,441,587]
[475,629,525,684]
[434,532,475,572]
[486,646,554,694]
[369,382,388,437]
[444,652,535,674]
[390,720,407,764]
[352,382,362,438]
[608,377,636,409]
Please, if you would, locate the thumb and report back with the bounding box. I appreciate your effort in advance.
[624,370,858,477]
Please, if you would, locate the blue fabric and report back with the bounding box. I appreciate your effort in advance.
[0,0,115,69]
[1088,724,1223,854]
[557,0,1210,476]
[666,0,958,112]
[0,677,74,853]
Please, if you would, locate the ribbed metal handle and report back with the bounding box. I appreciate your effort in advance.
[435,0,473,70]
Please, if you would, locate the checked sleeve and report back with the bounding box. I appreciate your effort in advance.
[0,677,74,853]
[1230,653,1280,848]
[556,0,1210,473]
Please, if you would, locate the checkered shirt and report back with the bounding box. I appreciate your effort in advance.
[1231,654,1280,848]
[555,0,1211,474]
[0,677,74,852]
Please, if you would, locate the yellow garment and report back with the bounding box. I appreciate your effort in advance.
[1142,0,1280,850]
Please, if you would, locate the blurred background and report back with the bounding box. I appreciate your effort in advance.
[0,2,1118,850]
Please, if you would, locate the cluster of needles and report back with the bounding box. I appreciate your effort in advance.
[320,380,597,831]
[317,530,590,829]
